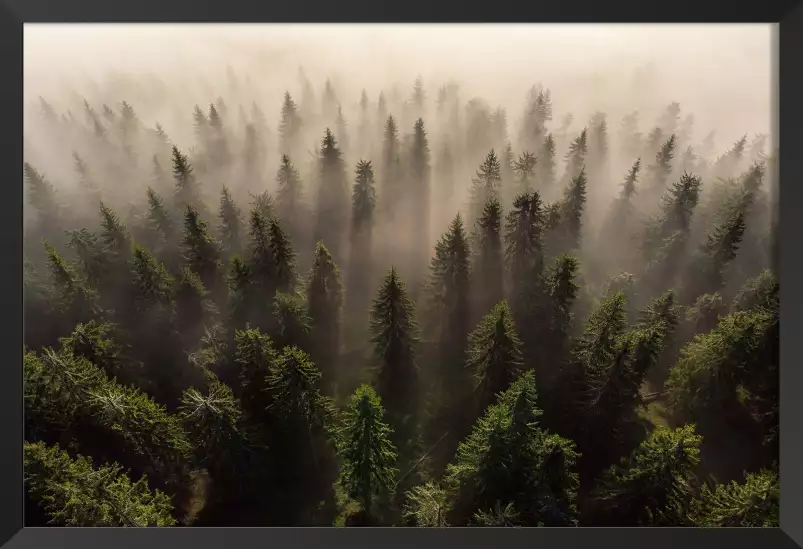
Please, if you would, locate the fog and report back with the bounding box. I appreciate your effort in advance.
[21,24,780,527]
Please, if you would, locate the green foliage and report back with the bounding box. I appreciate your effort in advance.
[24,441,176,527]
[473,198,505,317]
[690,469,779,527]
[371,268,419,425]
[469,150,502,223]
[403,482,450,526]
[591,425,701,526]
[218,186,243,256]
[445,372,579,527]
[337,385,398,518]
[181,205,221,292]
[466,301,524,413]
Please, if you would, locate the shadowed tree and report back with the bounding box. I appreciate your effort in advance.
[314,129,350,266]
[473,198,505,319]
[468,149,502,225]
[306,242,344,390]
[218,186,244,257]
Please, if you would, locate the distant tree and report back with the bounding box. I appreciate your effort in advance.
[275,154,306,245]
[314,129,350,265]
[473,198,505,318]
[218,186,244,256]
[347,160,377,317]
[181,205,221,296]
[468,150,502,224]
[278,92,303,156]
[306,242,344,388]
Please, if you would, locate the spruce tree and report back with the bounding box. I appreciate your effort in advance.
[371,268,419,434]
[646,134,676,192]
[537,134,557,192]
[563,129,587,184]
[314,128,349,265]
[556,168,588,252]
[269,216,296,294]
[513,151,537,195]
[337,385,398,523]
[172,146,202,214]
[466,300,524,415]
[380,114,403,218]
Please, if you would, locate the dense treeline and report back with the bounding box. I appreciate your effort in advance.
[23,72,778,527]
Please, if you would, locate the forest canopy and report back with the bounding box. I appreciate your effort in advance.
[23,26,777,528]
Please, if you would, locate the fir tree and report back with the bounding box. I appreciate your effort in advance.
[557,168,588,251]
[537,134,557,192]
[647,134,676,192]
[272,292,311,351]
[563,129,588,183]
[172,146,202,213]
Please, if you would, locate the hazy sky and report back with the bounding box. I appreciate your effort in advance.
[23,24,775,149]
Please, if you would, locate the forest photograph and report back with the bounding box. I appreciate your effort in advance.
[21,23,779,527]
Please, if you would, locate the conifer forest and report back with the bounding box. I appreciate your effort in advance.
[22,25,779,527]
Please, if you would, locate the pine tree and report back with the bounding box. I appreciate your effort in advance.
[563,129,587,184]
[279,92,303,156]
[425,214,472,397]
[469,150,502,224]
[409,118,431,281]
[647,134,676,192]
[380,114,403,217]
[347,160,377,316]
[504,190,544,297]
[44,241,100,327]
[690,469,779,527]
[513,152,537,195]
[537,134,557,192]
[172,146,202,213]
[218,186,244,256]
[371,268,419,432]
[178,379,260,498]
[269,216,296,294]
[314,128,350,265]
[181,205,221,295]
[246,209,277,324]
[276,154,306,244]
[335,105,350,156]
[682,198,746,303]
[556,168,588,251]
[24,441,176,527]
[590,425,701,526]
[306,242,344,387]
[146,187,177,246]
[234,328,278,421]
[466,301,524,414]
[337,385,398,523]
[272,292,311,351]
[445,372,579,527]
[24,163,61,231]
[473,198,505,318]
[403,482,450,526]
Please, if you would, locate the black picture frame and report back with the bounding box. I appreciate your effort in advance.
[3,2,800,548]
